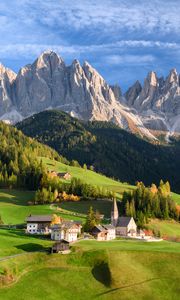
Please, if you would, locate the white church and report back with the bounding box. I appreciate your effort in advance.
[111,198,137,237]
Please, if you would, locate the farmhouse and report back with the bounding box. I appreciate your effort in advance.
[92,224,116,241]
[26,214,52,234]
[51,221,81,242]
[111,198,137,237]
[57,172,72,180]
[51,240,70,253]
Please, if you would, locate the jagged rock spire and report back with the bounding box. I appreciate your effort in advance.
[111,198,119,227]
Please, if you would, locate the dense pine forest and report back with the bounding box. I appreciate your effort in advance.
[17,110,180,192]
[121,181,179,227]
[0,122,64,190]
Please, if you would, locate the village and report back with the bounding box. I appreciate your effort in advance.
[26,198,162,254]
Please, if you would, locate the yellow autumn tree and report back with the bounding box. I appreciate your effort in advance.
[51,214,62,225]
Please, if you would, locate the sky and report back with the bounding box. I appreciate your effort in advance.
[0,0,180,91]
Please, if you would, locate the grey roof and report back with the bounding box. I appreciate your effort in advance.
[51,221,78,230]
[93,225,106,232]
[118,217,132,227]
[26,215,52,222]
[73,220,82,225]
[57,172,71,176]
[103,224,115,230]
[53,240,69,245]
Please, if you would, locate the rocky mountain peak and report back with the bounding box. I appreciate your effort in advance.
[0,63,6,75]
[71,59,82,72]
[110,84,122,101]
[147,71,158,87]
[125,80,142,106]
[0,63,16,82]
[35,50,65,70]
[166,68,179,85]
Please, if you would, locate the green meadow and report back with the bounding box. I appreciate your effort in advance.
[0,189,84,225]
[0,229,52,257]
[0,239,179,300]
[148,219,180,238]
[0,158,179,299]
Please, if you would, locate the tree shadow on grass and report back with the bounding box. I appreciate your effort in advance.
[96,277,162,297]
[15,243,50,252]
[92,261,112,287]
[8,229,51,240]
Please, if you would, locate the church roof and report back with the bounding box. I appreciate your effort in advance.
[118,217,132,227]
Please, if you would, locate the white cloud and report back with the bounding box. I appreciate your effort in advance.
[31,0,180,35]
[0,40,179,60]
[0,0,180,45]
[105,54,155,65]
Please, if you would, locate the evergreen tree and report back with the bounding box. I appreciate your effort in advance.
[84,206,97,232]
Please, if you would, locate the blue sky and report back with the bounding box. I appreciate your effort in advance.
[0,0,180,91]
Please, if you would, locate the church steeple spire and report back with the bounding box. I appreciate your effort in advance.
[111,198,119,226]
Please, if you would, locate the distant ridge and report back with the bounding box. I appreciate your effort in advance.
[17,109,180,192]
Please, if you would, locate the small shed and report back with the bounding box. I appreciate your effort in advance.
[51,240,70,253]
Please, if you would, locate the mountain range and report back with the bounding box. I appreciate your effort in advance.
[0,50,180,141]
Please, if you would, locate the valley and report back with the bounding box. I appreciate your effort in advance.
[0,151,179,300]
[0,1,180,300]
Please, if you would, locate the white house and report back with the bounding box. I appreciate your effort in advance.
[26,215,52,234]
[103,225,116,240]
[51,221,81,243]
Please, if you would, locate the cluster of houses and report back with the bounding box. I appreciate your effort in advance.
[26,214,82,242]
[26,198,142,247]
[91,198,143,240]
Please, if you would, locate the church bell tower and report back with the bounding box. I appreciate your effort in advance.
[111,198,119,226]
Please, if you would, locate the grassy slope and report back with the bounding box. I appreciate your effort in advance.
[42,157,180,204]
[0,240,180,300]
[148,219,180,238]
[74,239,180,253]
[41,157,135,196]
[0,229,52,257]
[171,192,180,205]
[0,189,84,225]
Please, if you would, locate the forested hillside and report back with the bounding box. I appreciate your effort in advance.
[0,122,64,189]
[17,110,180,192]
